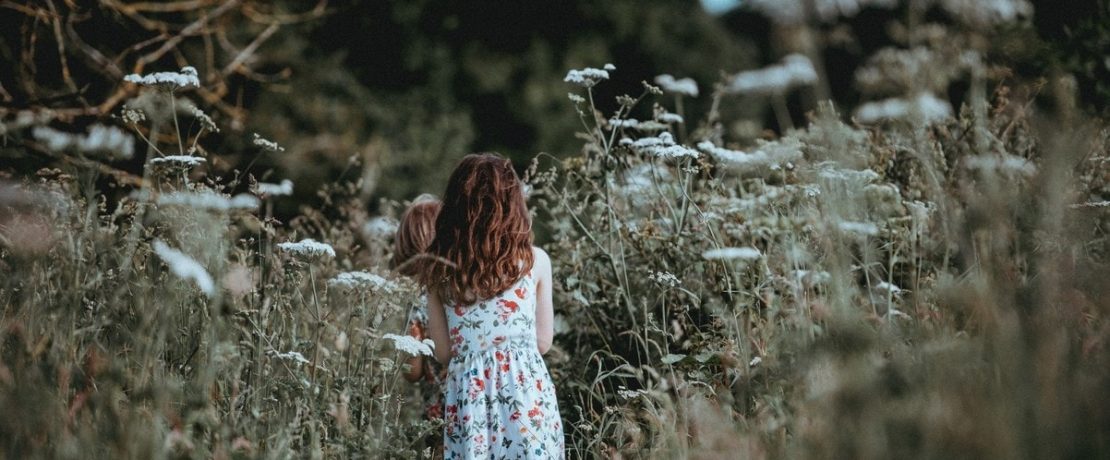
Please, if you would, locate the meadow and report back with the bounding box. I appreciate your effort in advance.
[1,1,1109,459]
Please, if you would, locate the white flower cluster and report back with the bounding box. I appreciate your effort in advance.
[382,333,435,357]
[277,238,335,259]
[746,0,897,24]
[1069,201,1110,209]
[702,246,762,261]
[647,270,681,288]
[874,281,903,295]
[609,118,641,129]
[792,270,832,285]
[362,216,399,239]
[32,125,135,159]
[728,54,818,95]
[855,47,935,93]
[252,133,284,152]
[654,74,699,97]
[837,221,880,236]
[329,271,398,293]
[152,240,215,297]
[124,66,200,91]
[697,138,803,172]
[257,179,294,196]
[268,349,311,365]
[817,165,881,183]
[937,0,1031,26]
[964,154,1036,177]
[150,155,206,168]
[656,112,684,124]
[157,190,259,211]
[564,67,610,88]
[855,93,952,124]
[628,132,699,159]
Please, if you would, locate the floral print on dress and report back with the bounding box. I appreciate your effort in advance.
[442,271,564,459]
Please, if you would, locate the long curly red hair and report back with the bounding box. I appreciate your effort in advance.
[421,153,534,304]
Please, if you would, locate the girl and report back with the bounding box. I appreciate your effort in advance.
[422,153,564,459]
[391,194,446,449]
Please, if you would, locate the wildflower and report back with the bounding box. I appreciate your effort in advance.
[817,166,881,182]
[629,132,699,159]
[362,216,399,239]
[702,247,762,261]
[603,63,616,71]
[608,118,641,129]
[157,190,259,211]
[746,0,897,24]
[874,281,903,295]
[277,238,335,259]
[328,271,398,293]
[1069,201,1110,209]
[383,333,434,357]
[837,221,880,236]
[189,105,219,133]
[121,107,146,125]
[32,125,135,159]
[654,74,699,97]
[568,93,586,104]
[257,179,294,196]
[964,154,1036,177]
[855,93,952,124]
[152,240,215,297]
[749,356,763,367]
[252,133,284,152]
[697,138,803,171]
[268,349,311,365]
[648,270,681,288]
[938,0,1031,26]
[792,270,831,285]
[563,67,610,88]
[123,66,200,91]
[727,54,818,95]
[150,155,206,168]
[657,112,684,124]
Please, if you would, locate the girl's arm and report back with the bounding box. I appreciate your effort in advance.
[402,320,425,382]
[533,246,555,355]
[426,289,452,365]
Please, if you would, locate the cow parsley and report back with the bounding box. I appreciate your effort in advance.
[564,67,610,88]
[746,0,897,24]
[728,54,818,95]
[609,118,641,129]
[157,191,259,211]
[257,179,294,196]
[32,125,135,159]
[654,74,699,97]
[837,221,880,236]
[855,93,952,124]
[152,240,215,297]
[277,238,335,259]
[124,66,200,91]
[648,270,681,288]
[703,247,762,261]
[628,132,699,159]
[150,155,206,168]
[268,350,311,365]
[329,271,398,293]
[382,333,434,357]
[252,133,284,152]
[964,154,1036,177]
[363,216,399,239]
[697,138,803,171]
[657,112,684,124]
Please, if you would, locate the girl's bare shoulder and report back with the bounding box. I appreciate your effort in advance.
[531,246,551,274]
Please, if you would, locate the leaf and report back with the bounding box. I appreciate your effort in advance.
[661,353,686,365]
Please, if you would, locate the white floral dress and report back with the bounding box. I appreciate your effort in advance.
[443,271,564,459]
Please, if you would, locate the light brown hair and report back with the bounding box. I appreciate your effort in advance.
[391,194,441,277]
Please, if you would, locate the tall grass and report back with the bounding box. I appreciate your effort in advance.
[2,2,1110,459]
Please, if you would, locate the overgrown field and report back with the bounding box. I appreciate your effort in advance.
[2,1,1110,459]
